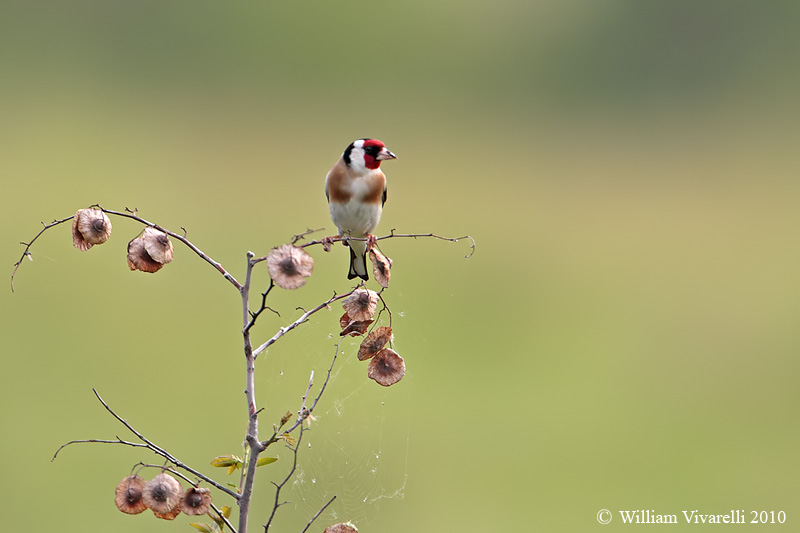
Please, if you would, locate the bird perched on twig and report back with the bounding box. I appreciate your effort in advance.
[325,139,397,280]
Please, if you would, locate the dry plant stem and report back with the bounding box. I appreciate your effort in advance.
[261,341,340,448]
[251,290,355,359]
[52,390,239,500]
[301,495,337,533]
[16,207,471,532]
[264,424,307,532]
[99,207,242,289]
[299,231,477,258]
[10,207,243,291]
[239,252,265,533]
[10,216,73,292]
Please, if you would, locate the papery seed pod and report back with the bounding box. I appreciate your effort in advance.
[369,248,392,288]
[127,234,163,273]
[368,348,405,387]
[342,288,379,322]
[143,473,182,516]
[127,227,172,273]
[339,311,372,337]
[114,475,147,515]
[153,504,182,520]
[358,326,393,361]
[325,522,359,533]
[180,486,212,516]
[72,208,112,251]
[142,227,173,264]
[267,244,314,289]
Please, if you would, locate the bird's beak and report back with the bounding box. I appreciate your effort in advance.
[376,148,397,161]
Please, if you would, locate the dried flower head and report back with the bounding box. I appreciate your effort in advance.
[368,348,406,387]
[180,486,212,516]
[325,523,359,533]
[114,475,147,515]
[369,248,392,288]
[127,228,173,273]
[358,326,393,361]
[72,208,112,251]
[339,311,372,337]
[267,244,314,289]
[342,288,379,322]
[143,473,182,517]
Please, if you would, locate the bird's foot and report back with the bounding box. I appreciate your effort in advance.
[365,234,378,252]
[321,236,335,252]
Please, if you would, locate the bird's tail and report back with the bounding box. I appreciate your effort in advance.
[347,239,369,281]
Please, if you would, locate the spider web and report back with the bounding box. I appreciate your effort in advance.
[258,333,411,531]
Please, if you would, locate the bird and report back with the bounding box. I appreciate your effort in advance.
[325,139,397,280]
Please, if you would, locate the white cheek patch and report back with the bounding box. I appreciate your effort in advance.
[348,148,367,173]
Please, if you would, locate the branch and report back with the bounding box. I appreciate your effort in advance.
[263,425,307,532]
[11,207,243,292]
[262,341,341,448]
[244,278,277,335]
[52,437,148,460]
[300,495,337,533]
[10,216,74,292]
[99,206,242,289]
[298,230,476,258]
[54,389,242,500]
[252,291,355,359]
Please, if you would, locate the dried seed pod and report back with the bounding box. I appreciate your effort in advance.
[72,208,112,251]
[339,311,372,337]
[369,248,392,288]
[358,326,393,361]
[153,504,182,520]
[143,473,182,517]
[127,228,172,273]
[180,486,212,516]
[267,244,314,290]
[142,227,173,264]
[127,234,162,273]
[114,475,147,515]
[325,522,359,533]
[368,348,406,387]
[342,288,379,322]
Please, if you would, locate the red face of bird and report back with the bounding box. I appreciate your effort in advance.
[344,139,397,172]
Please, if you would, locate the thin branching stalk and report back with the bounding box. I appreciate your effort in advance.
[15,205,473,533]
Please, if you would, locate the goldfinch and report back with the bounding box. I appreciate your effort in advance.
[325,139,397,280]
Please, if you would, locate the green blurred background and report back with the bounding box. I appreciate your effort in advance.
[2,1,800,531]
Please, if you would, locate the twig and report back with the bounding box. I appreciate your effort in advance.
[262,341,341,448]
[244,278,277,335]
[52,437,148,460]
[264,425,307,532]
[98,206,242,289]
[299,231,476,258]
[300,495,337,533]
[290,227,325,245]
[375,288,393,329]
[252,291,355,359]
[11,207,243,292]
[59,389,241,500]
[10,216,74,292]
